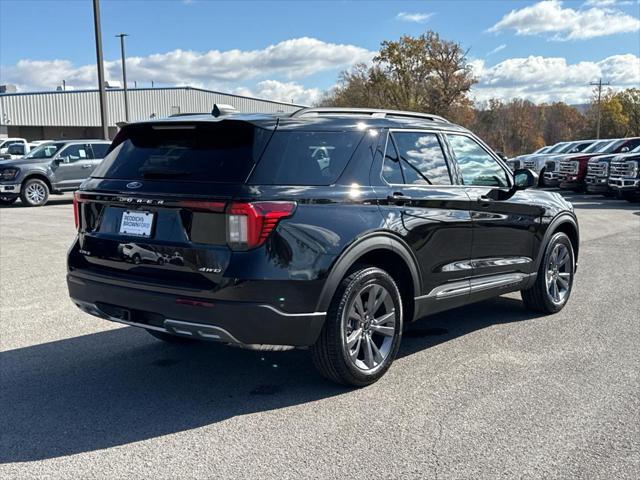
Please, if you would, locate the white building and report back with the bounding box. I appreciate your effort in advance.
[0,86,305,140]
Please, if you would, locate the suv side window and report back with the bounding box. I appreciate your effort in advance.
[59,144,90,162]
[382,137,404,184]
[392,131,451,185]
[90,143,110,159]
[447,134,509,187]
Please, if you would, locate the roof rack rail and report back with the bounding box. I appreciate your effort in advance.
[291,107,450,123]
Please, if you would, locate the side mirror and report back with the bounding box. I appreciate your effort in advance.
[496,151,508,161]
[620,146,630,153]
[54,156,69,164]
[513,168,538,190]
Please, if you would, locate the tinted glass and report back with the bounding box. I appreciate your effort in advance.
[548,143,568,153]
[250,131,362,185]
[26,142,63,159]
[382,137,404,184]
[600,139,627,153]
[90,143,110,159]
[583,140,609,153]
[392,132,451,185]
[61,144,90,162]
[448,134,509,187]
[8,144,25,155]
[623,138,640,151]
[92,122,270,183]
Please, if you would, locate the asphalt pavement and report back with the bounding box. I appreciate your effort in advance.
[1,192,638,479]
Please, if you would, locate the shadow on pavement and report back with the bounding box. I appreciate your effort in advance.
[0,197,73,209]
[1,296,537,463]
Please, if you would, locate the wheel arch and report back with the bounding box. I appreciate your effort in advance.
[22,173,53,192]
[315,232,422,322]
[535,214,580,272]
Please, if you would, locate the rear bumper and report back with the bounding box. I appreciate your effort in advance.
[68,272,326,347]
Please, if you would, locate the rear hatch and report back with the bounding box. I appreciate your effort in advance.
[73,119,278,292]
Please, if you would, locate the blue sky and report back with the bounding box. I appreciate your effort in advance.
[1,0,639,104]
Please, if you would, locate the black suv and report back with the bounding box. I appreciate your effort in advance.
[67,107,579,386]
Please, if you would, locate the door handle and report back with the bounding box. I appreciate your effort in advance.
[387,192,412,205]
[477,195,492,206]
[81,164,93,169]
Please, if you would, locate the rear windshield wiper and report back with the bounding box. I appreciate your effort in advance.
[139,167,191,178]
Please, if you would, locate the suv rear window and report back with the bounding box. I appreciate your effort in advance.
[250,131,363,185]
[92,122,271,183]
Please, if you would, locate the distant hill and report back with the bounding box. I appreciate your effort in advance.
[571,104,590,114]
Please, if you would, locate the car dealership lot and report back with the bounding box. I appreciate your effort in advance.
[1,193,639,479]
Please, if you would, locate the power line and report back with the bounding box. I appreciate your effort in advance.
[589,78,610,139]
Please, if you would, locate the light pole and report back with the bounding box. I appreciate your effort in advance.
[92,0,109,140]
[116,33,130,122]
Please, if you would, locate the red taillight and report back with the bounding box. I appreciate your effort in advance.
[226,201,296,250]
[178,200,226,212]
[73,192,81,230]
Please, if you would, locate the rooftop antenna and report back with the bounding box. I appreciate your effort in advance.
[212,104,237,117]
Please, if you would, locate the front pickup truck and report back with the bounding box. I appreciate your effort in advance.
[608,156,640,200]
[559,155,591,191]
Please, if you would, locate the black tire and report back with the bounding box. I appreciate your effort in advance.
[521,232,575,314]
[132,254,142,265]
[310,266,403,387]
[146,329,198,344]
[0,196,17,205]
[538,169,546,188]
[20,178,49,206]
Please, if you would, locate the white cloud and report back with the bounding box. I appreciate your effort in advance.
[0,37,375,93]
[234,80,322,105]
[396,12,433,23]
[489,0,640,40]
[471,54,640,104]
[487,44,507,56]
[583,0,633,6]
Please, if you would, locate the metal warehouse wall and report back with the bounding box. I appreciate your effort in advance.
[0,87,304,127]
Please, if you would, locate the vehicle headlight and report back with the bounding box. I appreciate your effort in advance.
[627,161,639,177]
[0,168,20,180]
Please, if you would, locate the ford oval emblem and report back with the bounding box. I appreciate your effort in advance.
[126,182,142,189]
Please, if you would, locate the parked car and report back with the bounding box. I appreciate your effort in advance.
[521,140,598,186]
[558,137,640,191]
[0,142,31,160]
[585,144,640,196]
[67,107,579,386]
[609,147,640,201]
[0,137,28,154]
[0,139,111,206]
[508,142,567,172]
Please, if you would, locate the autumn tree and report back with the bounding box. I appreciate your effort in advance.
[320,31,476,124]
[542,102,586,145]
[618,88,640,136]
[584,88,629,138]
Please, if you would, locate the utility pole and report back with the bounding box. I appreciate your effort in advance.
[589,78,610,139]
[116,33,130,122]
[92,0,109,140]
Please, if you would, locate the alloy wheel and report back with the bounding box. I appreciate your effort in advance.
[343,283,397,372]
[26,183,46,204]
[545,243,572,304]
